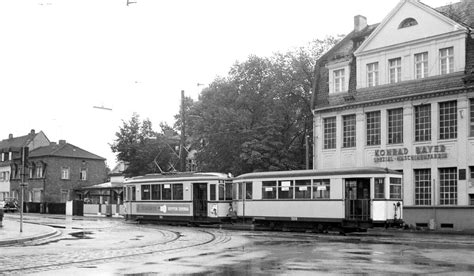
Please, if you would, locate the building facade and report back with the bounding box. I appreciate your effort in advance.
[9,139,108,204]
[0,130,50,200]
[312,0,474,230]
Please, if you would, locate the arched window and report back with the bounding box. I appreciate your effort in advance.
[399,18,418,29]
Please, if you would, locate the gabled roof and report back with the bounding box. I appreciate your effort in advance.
[434,0,474,28]
[0,133,35,149]
[29,142,105,161]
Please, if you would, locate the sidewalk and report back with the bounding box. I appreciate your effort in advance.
[0,216,58,246]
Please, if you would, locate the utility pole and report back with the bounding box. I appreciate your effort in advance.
[305,135,310,170]
[179,90,186,172]
[20,147,28,233]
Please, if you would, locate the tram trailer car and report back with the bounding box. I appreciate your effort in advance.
[232,167,403,232]
[123,172,233,224]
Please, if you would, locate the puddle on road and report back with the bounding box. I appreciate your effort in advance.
[69,231,94,239]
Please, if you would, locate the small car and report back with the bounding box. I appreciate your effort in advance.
[0,198,19,212]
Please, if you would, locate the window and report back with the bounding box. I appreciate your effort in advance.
[313,179,330,199]
[439,168,457,205]
[414,104,431,142]
[389,177,402,199]
[470,99,474,137]
[333,69,345,93]
[237,183,244,200]
[366,111,381,146]
[151,184,161,200]
[388,108,403,144]
[131,186,136,201]
[60,190,69,203]
[172,184,183,200]
[210,184,216,200]
[162,184,172,200]
[414,169,431,206]
[470,194,474,206]
[61,167,70,180]
[374,178,385,199]
[440,47,454,75]
[141,184,151,200]
[470,166,474,179]
[439,101,457,140]
[225,182,232,200]
[278,180,293,199]
[36,165,43,178]
[323,117,336,149]
[245,182,252,199]
[367,62,379,87]
[80,169,87,180]
[399,18,418,28]
[389,58,401,83]
[342,114,356,148]
[262,181,277,199]
[415,52,428,79]
[29,163,36,179]
[295,179,311,199]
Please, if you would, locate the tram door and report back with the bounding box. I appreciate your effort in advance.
[345,178,370,220]
[193,183,208,220]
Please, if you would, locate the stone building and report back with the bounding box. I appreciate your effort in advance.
[312,0,474,230]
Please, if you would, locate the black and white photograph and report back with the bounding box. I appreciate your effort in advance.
[1,0,474,274]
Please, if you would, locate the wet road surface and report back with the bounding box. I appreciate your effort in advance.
[1,215,474,275]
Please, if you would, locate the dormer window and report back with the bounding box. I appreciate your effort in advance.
[399,17,418,29]
[334,69,345,93]
[327,61,350,94]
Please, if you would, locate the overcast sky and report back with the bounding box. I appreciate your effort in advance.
[0,0,455,167]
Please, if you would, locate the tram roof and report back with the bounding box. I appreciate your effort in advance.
[125,172,230,183]
[233,167,401,180]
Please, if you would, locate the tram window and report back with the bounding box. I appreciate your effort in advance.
[374,178,385,199]
[151,184,161,200]
[172,184,183,200]
[295,179,311,199]
[141,185,151,200]
[225,182,232,200]
[162,184,172,200]
[389,178,402,199]
[218,184,225,200]
[237,183,243,200]
[313,179,330,199]
[278,180,293,199]
[262,181,277,199]
[132,186,136,201]
[245,182,252,199]
[210,184,216,201]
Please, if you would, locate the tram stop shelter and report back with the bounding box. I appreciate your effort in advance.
[79,182,125,217]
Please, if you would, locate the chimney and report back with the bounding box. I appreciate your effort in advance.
[59,140,66,145]
[354,15,367,32]
[30,129,35,135]
[8,134,13,139]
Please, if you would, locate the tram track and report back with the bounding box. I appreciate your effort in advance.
[0,226,228,275]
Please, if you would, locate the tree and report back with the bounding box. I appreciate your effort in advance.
[187,37,340,174]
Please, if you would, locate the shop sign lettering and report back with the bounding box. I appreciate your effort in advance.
[374,145,447,162]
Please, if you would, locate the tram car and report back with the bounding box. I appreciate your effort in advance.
[123,172,233,224]
[232,167,403,231]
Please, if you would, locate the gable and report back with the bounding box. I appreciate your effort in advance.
[356,0,466,54]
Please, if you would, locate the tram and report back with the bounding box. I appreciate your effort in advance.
[232,167,403,231]
[123,172,233,224]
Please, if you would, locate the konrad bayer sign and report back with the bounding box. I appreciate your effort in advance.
[374,145,448,163]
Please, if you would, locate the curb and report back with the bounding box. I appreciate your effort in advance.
[0,223,60,246]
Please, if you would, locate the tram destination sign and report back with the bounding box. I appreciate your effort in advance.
[374,145,448,163]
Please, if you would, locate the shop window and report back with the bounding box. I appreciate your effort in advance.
[389,177,402,199]
[342,114,356,148]
[414,104,431,142]
[313,179,330,199]
[439,167,457,205]
[374,178,385,199]
[389,57,401,84]
[439,101,457,140]
[367,62,379,87]
[323,117,336,149]
[295,179,311,199]
[415,52,428,79]
[439,47,454,75]
[262,181,276,199]
[366,111,381,145]
[388,108,403,144]
[414,169,431,206]
[278,180,293,199]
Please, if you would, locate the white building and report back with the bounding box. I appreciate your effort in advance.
[312,0,474,230]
